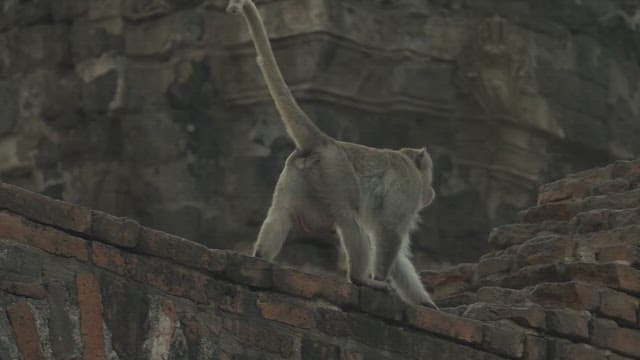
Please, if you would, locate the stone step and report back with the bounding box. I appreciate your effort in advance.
[538,160,640,205]
[520,188,640,224]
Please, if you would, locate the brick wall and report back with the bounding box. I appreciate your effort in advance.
[1,160,640,359]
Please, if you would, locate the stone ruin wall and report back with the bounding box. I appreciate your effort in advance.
[0,0,639,269]
[1,158,640,359]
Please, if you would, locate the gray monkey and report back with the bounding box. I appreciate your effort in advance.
[227,0,438,309]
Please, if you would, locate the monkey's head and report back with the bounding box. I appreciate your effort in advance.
[400,147,436,208]
[226,0,246,14]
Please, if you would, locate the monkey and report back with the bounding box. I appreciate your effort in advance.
[226,0,438,309]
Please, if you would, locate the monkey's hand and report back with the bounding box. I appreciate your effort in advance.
[226,0,246,14]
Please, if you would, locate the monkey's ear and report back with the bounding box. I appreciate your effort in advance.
[414,147,427,169]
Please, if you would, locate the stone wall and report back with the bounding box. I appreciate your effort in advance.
[1,159,640,359]
[0,0,639,267]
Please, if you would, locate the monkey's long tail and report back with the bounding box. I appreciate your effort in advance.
[235,1,330,152]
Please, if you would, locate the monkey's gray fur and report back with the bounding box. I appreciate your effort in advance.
[227,0,438,309]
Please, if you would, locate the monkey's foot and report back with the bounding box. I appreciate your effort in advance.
[353,278,392,292]
[421,300,440,311]
[226,0,244,14]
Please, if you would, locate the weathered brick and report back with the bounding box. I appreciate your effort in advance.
[207,249,228,273]
[316,308,411,356]
[500,264,568,289]
[527,282,600,311]
[47,281,81,360]
[257,292,316,328]
[422,263,476,299]
[0,182,92,233]
[538,177,593,205]
[597,245,640,266]
[91,210,140,248]
[545,309,590,339]
[99,273,148,358]
[224,253,273,289]
[599,289,638,325]
[611,160,640,179]
[519,202,577,223]
[207,281,257,314]
[145,299,177,360]
[516,235,574,266]
[551,340,609,360]
[222,318,294,357]
[463,302,546,329]
[136,227,211,271]
[407,306,483,344]
[358,286,407,322]
[477,287,527,304]
[477,255,514,277]
[524,335,548,360]
[592,178,630,196]
[91,242,138,276]
[0,212,89,262]
[272,267,358,306]
[139,258,209,304]
[482,322,525,358]
[6,301,46,360]
[300,337,340,360]
[0,280,47,299]
[566,263,640,293]
[590,318,640,358]
[488,222,570,250]
[76,273,106,360]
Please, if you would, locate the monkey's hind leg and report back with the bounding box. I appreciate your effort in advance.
[253,165,298,260]
[390,248,439,309]
[335,216,375,286]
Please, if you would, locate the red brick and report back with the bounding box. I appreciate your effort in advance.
[0,212,88,262]
[257,292,316,328]
[91,242,138,276]
[6,300,46,360]
[545,309,590,339]
[571,165,614,181]
[591,318,640,358]
[599,289,638,325]
[527,282,600,311]
[76,273,106,360]
[222,318,294,357]
[1,280,47,299]
[90,211,140,248]
[407,306,483,344]
[482,323,525,358]
[0,182,92,233]
[272,267,358,306]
